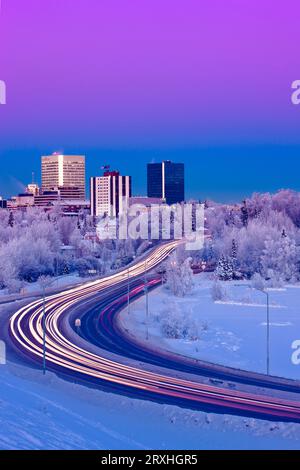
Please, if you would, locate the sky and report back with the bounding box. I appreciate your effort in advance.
[1,0,300,202]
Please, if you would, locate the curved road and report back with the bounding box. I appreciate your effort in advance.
[8,241,300,422]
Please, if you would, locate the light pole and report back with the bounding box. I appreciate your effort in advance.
[260,289,270,376]
[42,285,46,375]
[127,267,130,315]
[54,257,58,287]
[144,260,149,340]
[234,284,270,375]
[38,276,56,375]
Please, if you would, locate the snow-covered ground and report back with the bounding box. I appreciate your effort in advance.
[1,361,300,450]
[120,274,300,380]
[2,274,300,449]
[0,273,90,303]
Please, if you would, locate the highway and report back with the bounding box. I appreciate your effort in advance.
[8,241,300,422]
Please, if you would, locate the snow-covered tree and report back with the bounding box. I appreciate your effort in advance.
[216,255,234,281]
[211,281,227,301]
[240,201,249,227]
[8,211,14,228]
[251,272,266,291]
[161,304,198,340]
[58,217,77,246]
[231,238,238,263]
[165,252,194,297]
[261,234,298,283]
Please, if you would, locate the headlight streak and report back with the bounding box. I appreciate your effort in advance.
[9,241,300,421]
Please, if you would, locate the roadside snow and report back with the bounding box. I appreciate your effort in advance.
[0,273,90,305]
[119,274,300,380]
[1,362,300,450]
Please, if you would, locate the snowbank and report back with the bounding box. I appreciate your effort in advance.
[119,275,300,380]
[1,362,300,450]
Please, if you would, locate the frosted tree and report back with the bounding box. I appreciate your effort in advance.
[161,304,198,340]
[261,234,298,283]
[272,190,300,228]
[216,255,234,281]
[251,272,266,291]
[211,281,227,301]
[181,257,194,295]
[231,238,238,263]
[8,211,14,228]
[165,252,194,297]
[58,217,77,245]
[231,238,238,276]
[240,201,249,227]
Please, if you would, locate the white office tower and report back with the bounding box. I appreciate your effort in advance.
[41,153,86,199]
[90,170,132,217]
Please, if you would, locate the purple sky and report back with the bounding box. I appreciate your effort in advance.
[1,0,300,200]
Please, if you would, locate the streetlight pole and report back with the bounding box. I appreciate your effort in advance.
[39,275,56,376]
[261,289,270,376]
[127,267,130,315]
[42,285,46,375]
[144,260,149,340]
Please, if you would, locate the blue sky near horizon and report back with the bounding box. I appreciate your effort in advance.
[0,145,300,203]
[1,1,300,203]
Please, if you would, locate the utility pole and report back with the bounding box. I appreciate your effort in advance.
[265,290,270,376]
[127,267,130,315]
[144,260,149,340]
[42,285,46,375]
[39,275,56,376]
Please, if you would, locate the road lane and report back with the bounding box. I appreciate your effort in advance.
[8,241,300,422]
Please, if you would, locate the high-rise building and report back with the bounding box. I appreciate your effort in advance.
[41,153,85,199]
[0,197,7,209]
[90,170,132,217]
[147,160,185,205]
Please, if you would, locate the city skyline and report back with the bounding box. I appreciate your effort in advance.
[2,147,300,204]
[1,1,300,202]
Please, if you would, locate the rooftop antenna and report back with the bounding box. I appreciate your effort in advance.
[32,172,35,184]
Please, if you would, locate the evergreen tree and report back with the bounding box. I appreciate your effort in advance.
[8,211,14,228]
[241,200,249,227]
[231,238,238,278]
[216,255,234,281]
[231,238,238,261]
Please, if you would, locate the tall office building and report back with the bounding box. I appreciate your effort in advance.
[41,153,86,199]
[0,197,7,209]
[147,160,185,205]
[90,170,132,217]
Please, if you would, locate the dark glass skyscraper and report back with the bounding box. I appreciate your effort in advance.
[147,161,185,205]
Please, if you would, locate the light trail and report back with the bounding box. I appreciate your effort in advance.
[8,241,300,421]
